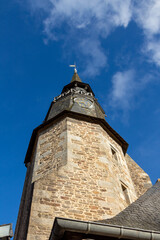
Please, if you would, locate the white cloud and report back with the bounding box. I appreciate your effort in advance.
[41,0,132,35]
[107,0,160,111]
[25,0,160,80]
[27,0,132,76]
[79,39,107,77]
[134,0,160,36]
[109,69,136,109]
[145,39,160,66]
[133,0,160,67]
[109,69,153,111]
[27,0,51,12]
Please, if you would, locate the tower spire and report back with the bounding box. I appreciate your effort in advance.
[69,63,82,82]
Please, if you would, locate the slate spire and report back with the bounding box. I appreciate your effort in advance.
[69,64,82,83]
[71,72,82,83]
[70,65,82,83]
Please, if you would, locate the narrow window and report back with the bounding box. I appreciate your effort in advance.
[121,184,130,204]
[111,148,118,161]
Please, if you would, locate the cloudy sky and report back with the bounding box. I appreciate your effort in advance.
[1,0,160,231]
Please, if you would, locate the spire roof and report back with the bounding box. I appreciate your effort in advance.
[71,72,82,83]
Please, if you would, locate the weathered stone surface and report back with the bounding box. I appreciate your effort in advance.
[32,119,67,183]
[15,117,150,240]
[125,154,152,197]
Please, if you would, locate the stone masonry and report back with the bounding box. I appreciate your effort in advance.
[125,154,152,197]
[14,116,146,240]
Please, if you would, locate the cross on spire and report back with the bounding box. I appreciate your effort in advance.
[69,63,77,73]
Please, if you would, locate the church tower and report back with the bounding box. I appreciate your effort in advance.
[14,70,151,240]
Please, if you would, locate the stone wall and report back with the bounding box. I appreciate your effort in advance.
[23,117,138,240]
[32,118,67,183]
[14,160,34,240]
[125,154,152,197]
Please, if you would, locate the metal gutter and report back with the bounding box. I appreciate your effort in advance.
[49,217,160,240]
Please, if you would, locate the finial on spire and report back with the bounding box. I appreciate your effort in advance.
[69,63,77,73]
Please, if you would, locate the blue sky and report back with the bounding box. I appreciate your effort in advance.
[1,0,160,233]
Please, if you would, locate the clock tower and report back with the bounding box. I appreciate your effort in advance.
[44,71,105,121]
[14,71,151,240]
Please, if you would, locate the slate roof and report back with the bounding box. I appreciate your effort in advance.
[71,72,82,82]
[99,181,160,231]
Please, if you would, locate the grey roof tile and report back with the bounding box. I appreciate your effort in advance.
[99,181,160,231]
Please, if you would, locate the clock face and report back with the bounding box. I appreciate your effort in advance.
[74,97,93,108]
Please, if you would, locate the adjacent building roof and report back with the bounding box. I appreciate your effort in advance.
[0,223,13,239]
[100,181,160,232]
[49,217,160,240]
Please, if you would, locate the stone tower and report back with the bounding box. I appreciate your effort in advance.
[14,72,151,240]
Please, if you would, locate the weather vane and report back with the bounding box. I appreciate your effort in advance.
[69,63,77,73]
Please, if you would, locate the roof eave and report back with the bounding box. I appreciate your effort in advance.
[24,110,128,165]
[49,217,160,240]
[61,81,95,96]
